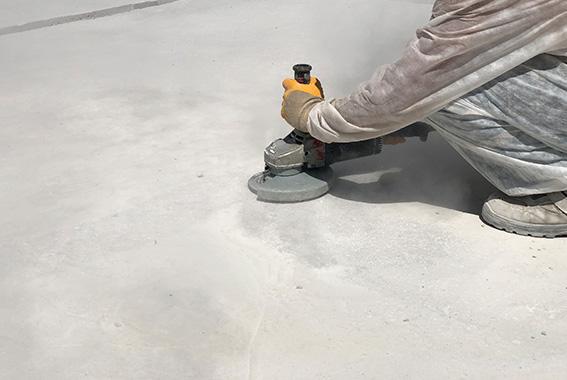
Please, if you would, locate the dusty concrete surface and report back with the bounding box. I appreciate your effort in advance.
[0,0,134,26]
[1,0,566,379]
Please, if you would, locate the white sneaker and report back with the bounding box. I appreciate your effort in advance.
[482,191,567,238]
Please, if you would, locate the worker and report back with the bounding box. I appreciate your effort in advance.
[281,0,567,238]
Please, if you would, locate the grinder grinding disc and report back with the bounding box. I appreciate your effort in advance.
[248,167,335,203]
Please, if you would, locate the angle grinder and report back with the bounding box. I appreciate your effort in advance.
[248,64,432,203]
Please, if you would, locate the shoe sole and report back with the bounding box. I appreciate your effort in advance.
[482,203,567,238]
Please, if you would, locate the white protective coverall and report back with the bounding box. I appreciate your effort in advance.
[307,0,567,196]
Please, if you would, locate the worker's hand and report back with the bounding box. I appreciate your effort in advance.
[281,77,324,132]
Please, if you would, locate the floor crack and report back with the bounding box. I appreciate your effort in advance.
[247,301,267,380]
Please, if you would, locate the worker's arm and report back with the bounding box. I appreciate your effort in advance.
[307,0,567,143]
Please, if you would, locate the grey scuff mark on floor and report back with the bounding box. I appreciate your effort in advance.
[0,0,181,36]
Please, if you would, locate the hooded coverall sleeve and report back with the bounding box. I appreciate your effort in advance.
[306,0,567,143]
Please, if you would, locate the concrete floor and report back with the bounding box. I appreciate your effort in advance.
[1,1,567,379]
[0,0,132,26]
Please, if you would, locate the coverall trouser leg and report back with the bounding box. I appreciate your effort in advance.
[426,54,567,197]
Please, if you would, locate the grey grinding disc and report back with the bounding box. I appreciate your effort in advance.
[248,167,335,203]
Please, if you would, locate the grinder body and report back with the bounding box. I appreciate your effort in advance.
[248,64,431,203]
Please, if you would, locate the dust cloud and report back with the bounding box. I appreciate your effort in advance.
[263,0,495,213]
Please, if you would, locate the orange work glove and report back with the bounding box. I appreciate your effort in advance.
[281,77,324,132]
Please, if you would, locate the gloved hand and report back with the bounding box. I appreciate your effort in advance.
[281,77,324,132]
